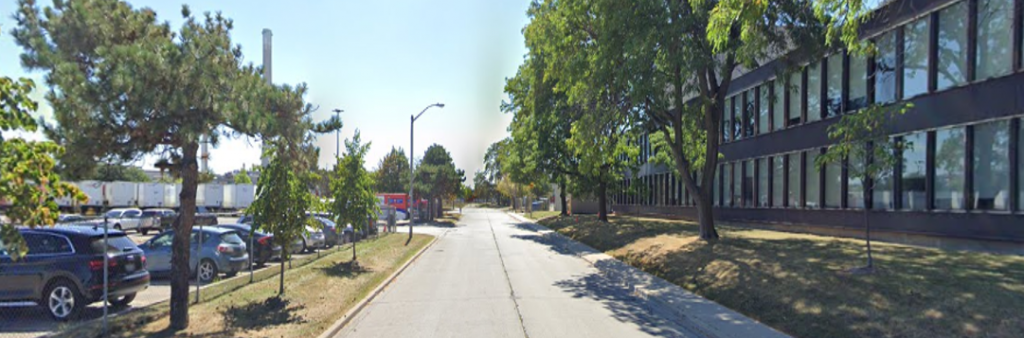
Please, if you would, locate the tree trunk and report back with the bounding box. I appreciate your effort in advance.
[279,239,286,295]
[863,195,873,269]
[352,231,357,262]
[559,181,568,216]
[598,181,609,222]
[169,142,199,331]
[696,189,719,240]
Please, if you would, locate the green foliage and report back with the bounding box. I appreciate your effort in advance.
[414,144,465,213]
[0,76,85,259]
[87,164,152,182]
[234,166,252,184]
[330,131,378,252]
[375,147,409,193]
[248,144,311,294]
[817,103,915,187]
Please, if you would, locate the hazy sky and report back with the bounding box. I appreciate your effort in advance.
[0,0,529,180]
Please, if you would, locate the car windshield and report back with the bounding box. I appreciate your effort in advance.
[104,210,121,218]
[90,234,138,254]
[141,211,160,217]
[220,232,244,245]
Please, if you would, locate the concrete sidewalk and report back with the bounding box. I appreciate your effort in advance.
[506,212,790,338]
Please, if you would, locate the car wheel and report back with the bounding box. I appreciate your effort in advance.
[114,224,122,231]
[197,259,218,284]
[110,293,136,308]
[141,228,148,236]
[43,279,83,321]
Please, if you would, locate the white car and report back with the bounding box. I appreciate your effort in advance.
[103,208,156,234]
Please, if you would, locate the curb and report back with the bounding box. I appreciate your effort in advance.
[504,212,791,338]
[316,232,442,338]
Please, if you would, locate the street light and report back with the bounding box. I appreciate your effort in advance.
[410,103,444,242]
[332,109,344,159]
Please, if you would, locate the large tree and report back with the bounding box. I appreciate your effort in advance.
[87,164,152,182]
[375,147,410,193]
[414,144,464,219]
[12,0,338,329]
[0,76,84,258]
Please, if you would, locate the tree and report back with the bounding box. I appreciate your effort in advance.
[375,147,409,193]
[0,76,85,259]
[248,144,310,295]
[234,166,252,184]
[84,164,152,182]
[330,131,378,262]
[414,144,464,219]
[12,0,339,329]
[817,103,913,273]
[472,171,496,204]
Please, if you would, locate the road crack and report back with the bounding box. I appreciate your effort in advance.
[486,211,530,338]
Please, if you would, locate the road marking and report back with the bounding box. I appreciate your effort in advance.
[486,211,530,338]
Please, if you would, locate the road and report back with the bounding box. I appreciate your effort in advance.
[337,208,696,338]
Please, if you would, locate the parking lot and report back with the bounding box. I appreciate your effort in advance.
[0,218,347,338]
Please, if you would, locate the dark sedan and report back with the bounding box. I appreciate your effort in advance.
[214,224,281,266]
[0,226,150,321]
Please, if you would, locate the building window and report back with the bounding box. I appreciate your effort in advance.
[902,132,928,210]
[733,96,742,140]
[936,2,969,90]
[745,91,756,137]
[976,0,1015,80]
[825,158,843,208]
[808,62,822,122]
[758,158,769,207]
[788,154,801,207]
[973,120,1010,210]
[724,164,732,207]
[743,160,754,207]
[723,97,732,142]
[875,31,898,104]
[773,156,785,207]
[873,143,895,210]
[772,80,785,131]
[849,53,869,111]
[826,54,843,117]
[935,127,965,210]
[734,163,743,206]
[849,151,866,209]
[806,151,820,208]
[788,71,803,126]
[758,85,769,135]
[904,17,930,98]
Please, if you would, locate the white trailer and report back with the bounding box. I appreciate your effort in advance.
[163,184,181,208]
[223,184,255,209]
[196,183,224,208]
[104,181,138,207]
[76,181,106,206]
[136,183,166,207]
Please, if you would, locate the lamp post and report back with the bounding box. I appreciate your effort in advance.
[332,109,344,159]
[409,103,444,242]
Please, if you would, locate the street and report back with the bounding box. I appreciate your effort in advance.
[337,208,696,338]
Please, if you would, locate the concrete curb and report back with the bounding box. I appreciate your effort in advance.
[316,232,442,338]
[505,212,791,338]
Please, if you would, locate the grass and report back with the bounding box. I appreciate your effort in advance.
[55,234,433,338]
[538,215,1024,338]
[519,210,560,221]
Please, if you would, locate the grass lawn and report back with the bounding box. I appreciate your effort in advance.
[519,210,560,221]
[539,215,1024,338]
[57,233,433,338]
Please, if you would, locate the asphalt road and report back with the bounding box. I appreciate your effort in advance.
[336,208,696,338]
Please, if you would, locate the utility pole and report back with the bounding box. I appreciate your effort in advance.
[409,103,444,242]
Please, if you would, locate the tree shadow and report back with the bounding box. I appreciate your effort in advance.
[221,296,306,331]
[315,260,372,278]
[552,273,693,338]
[513,222,547,232]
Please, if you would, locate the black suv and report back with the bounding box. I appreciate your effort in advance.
[0,226,150,321]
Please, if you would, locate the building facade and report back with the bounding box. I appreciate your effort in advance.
[615,0,1024,243]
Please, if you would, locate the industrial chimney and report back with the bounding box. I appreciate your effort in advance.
[261,28,273,167]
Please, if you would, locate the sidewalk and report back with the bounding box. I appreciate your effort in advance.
[507,212,791,338]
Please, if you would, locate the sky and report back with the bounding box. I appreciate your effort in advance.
[0,0,530,182]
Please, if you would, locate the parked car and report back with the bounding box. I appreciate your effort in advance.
[103,208,157,234]
[312,217,339,246]
[301,226,326,252]
[143,208,177,232]
[214,224,281,266]
[138,227,248,283]
[0,226,150,321]
[57,214,86,223]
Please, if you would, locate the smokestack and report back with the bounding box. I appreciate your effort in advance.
[261,28,272,167]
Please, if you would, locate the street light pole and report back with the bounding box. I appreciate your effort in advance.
[409,103,444,243]
[332,109,344,159]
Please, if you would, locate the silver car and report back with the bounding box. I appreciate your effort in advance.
[139,227,249,283]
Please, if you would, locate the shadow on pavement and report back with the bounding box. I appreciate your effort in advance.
[553,272,691,338]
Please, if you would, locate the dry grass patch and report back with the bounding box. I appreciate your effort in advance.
[540,215,1024,338]
[57,234,432,338]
